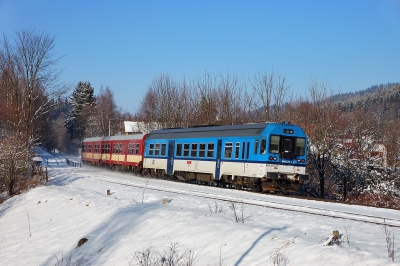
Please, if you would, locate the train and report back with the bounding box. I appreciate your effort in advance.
[81,122,309,192]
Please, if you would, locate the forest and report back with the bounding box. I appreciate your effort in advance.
[1,30,399,208]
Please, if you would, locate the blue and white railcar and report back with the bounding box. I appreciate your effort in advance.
[143,122,309,192]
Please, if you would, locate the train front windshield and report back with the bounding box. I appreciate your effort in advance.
[269,135,306,157]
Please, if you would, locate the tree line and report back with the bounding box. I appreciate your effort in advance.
[1,29,399,209]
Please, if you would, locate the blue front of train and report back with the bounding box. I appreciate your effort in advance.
[259,123,309,191]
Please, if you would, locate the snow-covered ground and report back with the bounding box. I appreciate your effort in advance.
[1,148,400,265]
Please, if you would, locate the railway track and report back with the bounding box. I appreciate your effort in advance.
[89,174,400,228]
[43,152,400,228]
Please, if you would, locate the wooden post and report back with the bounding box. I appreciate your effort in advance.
[333,230,339,240]
[45,167,48,182]
[162,197,168,204]
[107,190,111,195]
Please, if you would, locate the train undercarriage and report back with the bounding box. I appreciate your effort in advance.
[82,160,305,193]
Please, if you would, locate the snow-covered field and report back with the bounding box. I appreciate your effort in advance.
[1,149,400,265]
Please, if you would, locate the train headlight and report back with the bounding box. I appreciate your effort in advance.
[273,156,277,161]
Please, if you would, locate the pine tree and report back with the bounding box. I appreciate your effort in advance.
[65,81,96,142]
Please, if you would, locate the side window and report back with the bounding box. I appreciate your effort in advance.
[235,142,240,159]
[155,143,160,156]
[161,143,166,156]
[183,143,190,157]
[254,140,259,154]
[136,143,140,155]
[128,144,132,154]
[191,143,198,157]
[269,136,280,154]
[149,143,154,155]
[260,137,266,154]
[199,143,206,157]
[176,143,182,157]
[207,143,214,158]
[224,142,232,158]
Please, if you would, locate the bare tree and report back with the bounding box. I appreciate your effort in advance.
[250,70,289,122]
[306,79,339,199]
[250,70,274,121]
[196,70,218,126]
[0,29,66,146]
[217,72,241,125]
[272,74,290,121]
[93,86,121,136]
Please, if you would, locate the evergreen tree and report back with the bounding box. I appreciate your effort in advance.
[65,81,96,143]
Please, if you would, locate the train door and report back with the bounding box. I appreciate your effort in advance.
[166,140,175,175]
[243,141,250,174]
[214,140,222,180]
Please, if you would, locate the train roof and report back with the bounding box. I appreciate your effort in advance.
[82,134,145,142]
[146,123,273,140]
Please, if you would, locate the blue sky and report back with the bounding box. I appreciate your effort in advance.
[1,0,399,114]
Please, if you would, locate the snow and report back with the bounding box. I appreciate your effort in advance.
[1,148,400,265]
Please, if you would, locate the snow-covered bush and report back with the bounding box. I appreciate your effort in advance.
[0,135,31,196]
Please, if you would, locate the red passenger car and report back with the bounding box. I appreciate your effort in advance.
[82,134,147,171]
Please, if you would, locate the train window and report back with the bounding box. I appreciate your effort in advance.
[260,138,266,154]
[155,143,160,156]
[207,143,214,158]
[161,143,166,156]
[242,142,245,159]
[224,142,232,158]
[199,143,206,157]
[131,144,134,155]
[184,143,190,157]
[269,136,280,154]
[254,140,258,154]
[246,142,250,159]
[135,143,140,155]
[176,143,182,157]
[235,142,240,159]
[149,143,154,155]
[88,145,92,152]
[283,138,292,153]
[295,138,305,155]
[191,143,198,157]
[117,144,122,154]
